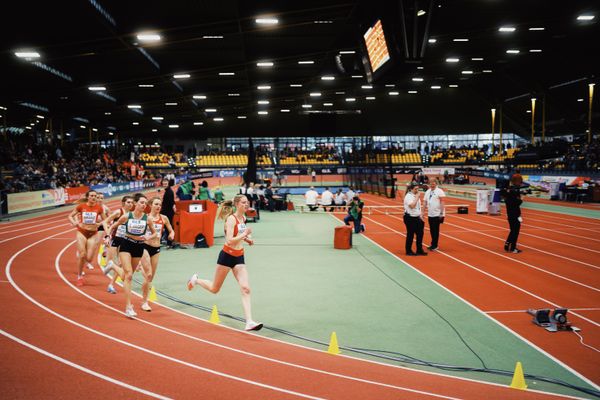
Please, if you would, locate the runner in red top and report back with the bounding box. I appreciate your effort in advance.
[68,190,107,286]
[187,194,262,331]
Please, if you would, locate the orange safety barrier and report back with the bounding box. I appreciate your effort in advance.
[334,225,353,249]
[173,200,217,246]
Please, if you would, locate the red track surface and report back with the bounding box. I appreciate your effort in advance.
[0,194,597,399]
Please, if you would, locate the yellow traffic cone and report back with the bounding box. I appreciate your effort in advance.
[148,286,158,303]
[209,305,220,324]
[327,331,341,355]
[510,361,528,390]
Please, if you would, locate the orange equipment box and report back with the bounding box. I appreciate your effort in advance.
[334,225,353,249]
[173,200,217,246]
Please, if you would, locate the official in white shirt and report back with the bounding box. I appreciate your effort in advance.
[403,184,427,256]
[424,181,445,251]
[320,187,334,212]
[304,186,319,211]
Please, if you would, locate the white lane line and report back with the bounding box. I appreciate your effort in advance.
[366,198,600,292]
[4,232,324,400]
[445,219,600,270]
[55,241,464,400]
[0,214,73,235]
[0,223,73,244]
[485,308,600,314]
[350,214,600,392]
[0,328,172,399]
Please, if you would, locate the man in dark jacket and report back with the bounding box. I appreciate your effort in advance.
[161,179,176,247]
[503,187,523,253]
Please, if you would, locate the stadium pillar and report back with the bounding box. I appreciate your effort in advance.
[530,98,536,144]
[490,108,496,154]
[589,83,595,144]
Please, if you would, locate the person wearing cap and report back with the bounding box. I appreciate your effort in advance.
[403,184,427,256]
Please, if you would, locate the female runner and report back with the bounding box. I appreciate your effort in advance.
[187,194,262,331]
[68,190,107,286]
[102,195,134,294]
[107,193,158,318]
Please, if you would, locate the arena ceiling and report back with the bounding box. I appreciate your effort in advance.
[1,0,598,141]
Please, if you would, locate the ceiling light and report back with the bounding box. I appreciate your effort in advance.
[321,76,335,80]
[302,104,312,108]
[314,20,333,24]
[168,124,179,128]
[577,98,584,102]
[351,75,363,78]
[577,15,595,21]
[165,102,178,106]
[257,111,268,115]
[417,9,426,16]
[256,18,279,25]
[228,93,240,97]
[453,38,469,42]
[366,96,376,100]
[335,91,345,95]
[213,117,224,122]
[310,92,321,97]
[483,69,493,73]
[138,84,154,88]
[526,110,531,113]
[132,122,139,126]
[92,128,98,132]
[218,72,235,76]
[108,132,114,135]
[193,95,207,99]
[15,51,41,59]
[256,61,274,67]
[202,35,224,39]
[205,108,217,112]
[152,117,164,121]
[412,77,424,82]
[385,84,396,88]
[127,104,142,109]
[445,58,460,63]
[193,122,204,125]
[361,85,373,89]
[506,49,520,54]
[152,129,157,132]
[298,60,314,65]
[388,91,399,96]
[529,27,545,31]
[25,126,32,130]
[257,100,269,105]
[173,74,190,79]
[345,98,356,102]
[471,57,484,61]
[290,84,303,87]
[449,84,458,88]
[257,85,271,90]
[36,115,45,119]
[461,70,474,74]
[323,103,333,106]
[428,38,437,43]
[408,90,418,94]
[529,49,543,53]
[79,125,86,129]
[88,86,106,91]
[280,109,290,112]
[431,85,441,89]
[237,116,247,119]
[136,33,161,42]
[339,50,355,54]
[499,26,516,32]
[104,112,111,115]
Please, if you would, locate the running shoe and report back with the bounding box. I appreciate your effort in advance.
[360,223,366,232]
[512,248,522,254]
[101,260,114,276]
[245,321,263,332]
[107,284,117,294]
[76,276,84,287]
[187,274,198,291]
[125,306,137,318]
[141,302,152,312]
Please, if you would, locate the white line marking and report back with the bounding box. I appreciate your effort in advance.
[485,308,600,314]
[0,328,172,399]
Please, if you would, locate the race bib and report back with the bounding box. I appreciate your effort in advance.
[82,212,97,224]
[116,224,126,237]
[237,223,247,235]
[154,223,163,235]
[127,219,147,235]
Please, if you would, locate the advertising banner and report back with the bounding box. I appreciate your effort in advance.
[8,188,66,214]
[92,181,144,198]
[65,186,89,204]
